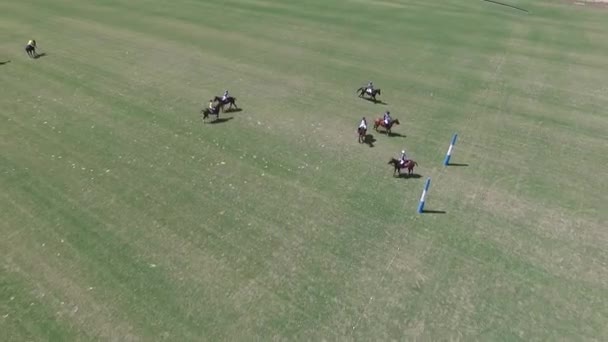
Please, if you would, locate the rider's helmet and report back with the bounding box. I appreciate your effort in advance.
[402,150,405,154]
[386,111,390,115]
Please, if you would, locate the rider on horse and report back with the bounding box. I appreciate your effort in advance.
[221,90,229,102]
[27,39,36,48]
[383,111,392,126]
[399,150,408,166]
[208,99,218,114]
[366,81,374,94]
[359,117,367,131]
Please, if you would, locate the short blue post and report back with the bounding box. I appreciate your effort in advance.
[417,178,431,214]
[443,133,458,166]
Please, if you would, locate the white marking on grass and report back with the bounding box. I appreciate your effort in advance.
[149,263,157,268]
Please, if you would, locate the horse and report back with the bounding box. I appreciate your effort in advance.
[374,118,400,135]
[25,45,37,58]
[213,96,238,112]
[388,158,418,177]
[201,105,220,121]
[356,87,381,101]
[357,127,367,144]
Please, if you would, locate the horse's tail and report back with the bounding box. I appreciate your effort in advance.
[356,87,363,93]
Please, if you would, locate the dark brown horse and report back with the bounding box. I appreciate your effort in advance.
[201,105,220,121]
[213,96,238,112]
[374,118,400,135]
[25,45,37,58]
[357,127,367,143]
[356,87,381,101]
[388,158,418,177]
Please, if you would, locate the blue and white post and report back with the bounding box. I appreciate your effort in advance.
[443,133,458,166]
[417,178,431,214]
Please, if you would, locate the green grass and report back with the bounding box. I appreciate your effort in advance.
[1,0,607,340]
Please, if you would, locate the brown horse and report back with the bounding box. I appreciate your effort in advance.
[357,127,367,143]
[374,118,400,135]
[388,158,418,177]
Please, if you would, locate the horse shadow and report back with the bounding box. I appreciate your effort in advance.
[378,131,406,138]
[206,117,233,124]
[34,53,47,59]
[397,173,421,179]
[364,134,376,147]
[224,107,242,113]
[0,60,10,65]
[362,97,388,105]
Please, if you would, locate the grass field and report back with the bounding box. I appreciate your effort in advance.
[2,0,608,340]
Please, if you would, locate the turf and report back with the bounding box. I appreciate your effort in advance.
[1,0,607,340]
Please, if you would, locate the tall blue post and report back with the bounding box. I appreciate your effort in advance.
[443,133,458,166]
[417,178,431,214]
